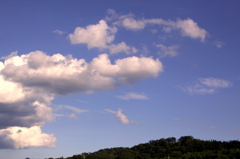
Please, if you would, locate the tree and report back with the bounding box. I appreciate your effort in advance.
[166,137,176,144]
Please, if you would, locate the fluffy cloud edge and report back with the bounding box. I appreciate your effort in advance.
[0,126,56,149]
[68,20,137,54]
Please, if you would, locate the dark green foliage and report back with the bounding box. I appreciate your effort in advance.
[55,136,240,159]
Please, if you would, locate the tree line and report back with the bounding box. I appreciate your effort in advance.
[49,136,240,159]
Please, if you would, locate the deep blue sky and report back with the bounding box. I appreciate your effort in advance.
[0,1,240,159]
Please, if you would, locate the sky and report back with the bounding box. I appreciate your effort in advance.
[0,0,240,158]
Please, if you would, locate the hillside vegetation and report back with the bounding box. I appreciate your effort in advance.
[51,136,240,159]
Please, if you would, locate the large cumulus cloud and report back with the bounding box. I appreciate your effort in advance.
[0,50,163,149]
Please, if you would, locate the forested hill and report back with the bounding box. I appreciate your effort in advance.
[51,136,240,159]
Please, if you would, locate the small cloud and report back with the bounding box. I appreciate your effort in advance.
[0,51,18,60]
[116,109,130,124]
[156,44,179,57]
[173,118,182,120]
[76,99,88,103]
[150,29,158,34]
[105,109,116,114]
[62,105,88,114]
[198,123,216,130]
[105,9,118,21]
[210,126,216,130]
[69,114,77,119]
[176,18,208,42]
[199,77,232,88]
[105,109,137,125]
[69,20,136,54]
[214,40,225,48]
[179,77,232,95]
[53,113,66,117]
[53,105,88,119]
[117,92,149,100]
[141,45,149,55]
[53,29,66,35]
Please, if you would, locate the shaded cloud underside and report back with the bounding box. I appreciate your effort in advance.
[0,50,162,149]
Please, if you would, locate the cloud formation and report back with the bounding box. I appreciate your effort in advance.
[179,77,232,95]
[109,10,208,41]
[53,29,66,35]
[0,51,18,60]
[214,40,225,48]
[117,92,149,100]
[105,109,136,124]
[0,50,162,148]
[1,51,162,95]
[156,44,179,57]
[0,126,56,149]
[69,20,137,54]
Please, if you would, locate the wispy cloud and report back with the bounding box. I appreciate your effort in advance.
[69,113,77,118]
[179,77,232,95]
[105,109,137,124]
[53,29,66,35]
[117,92,149,100]
[63,105,88,114]
[214,40,225,48]
[0,51,18,60]
[198,123,216,130]
[156,44,179,57]
[108,10,208,42]
[54,105,88,119]
[173,118,182,120]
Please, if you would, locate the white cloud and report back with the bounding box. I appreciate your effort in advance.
[116,109,130,124]
[150,29,158,34]
[210,126,216,130]
[214,40,225,48]
[156,44,179,57]
[0,51,18,60]
[53,29,66,35]
[180,77,232,95]
[69,20,116,48]
[0,74,54,129]
[62,105,88,114]
[199,77,232,88]
[1,51,116,95]
[122,17,146,30]
[173,118,182,120]
[90,53,163,84]
[108,42,137,54]
[1,51,162,95]
[105,109,116,114]
[105,109,136,124]
[175,19,207,42]
[69,20,137,54]
[198,123,216,130]
[0,126,56,149]
[105,9,118,21]
[0,50,161,148]
[69,114,77,119]
[112,10,208,41]
[117,92,149,100]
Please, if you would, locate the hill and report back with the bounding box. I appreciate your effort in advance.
[50,136,240,159]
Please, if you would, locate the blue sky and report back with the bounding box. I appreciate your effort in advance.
[0,0,240,159]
